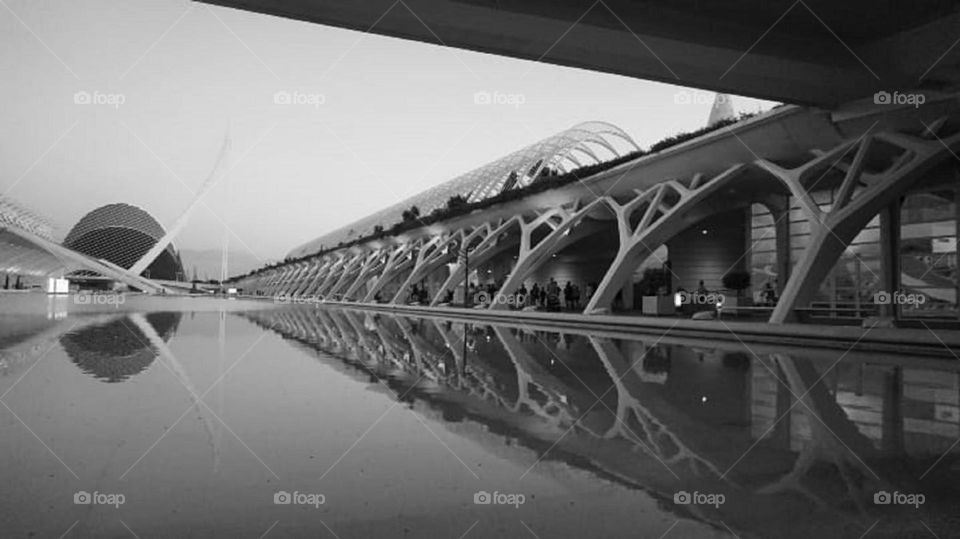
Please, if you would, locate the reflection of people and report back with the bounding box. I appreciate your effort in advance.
[697,280,708,295]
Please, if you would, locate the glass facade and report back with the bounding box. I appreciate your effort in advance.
[750,195,881,317]
[900,188,958,318]
[749,181,960,321]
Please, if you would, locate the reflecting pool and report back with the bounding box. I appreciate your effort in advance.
[1,294,958,538]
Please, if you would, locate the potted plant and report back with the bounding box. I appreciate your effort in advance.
[721,270,752,312]
[639,268,674,316]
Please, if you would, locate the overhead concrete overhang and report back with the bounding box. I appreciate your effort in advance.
[199,0,960,107]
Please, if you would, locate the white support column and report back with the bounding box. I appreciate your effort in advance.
[362,243,415,302]
[310,255,351,297]
[277,262,308,295]
[430,219,520,306]
[284,261,316,295]
[327,251,377,299]
[585,167,748,313]
[291,258,326,296]
[266,267,294,295]
[390,233,464,304]
[319,252,366,299]
[302,257,340,297]
[342,249,388,301]
[490,202,608,310]
[769,131,959,323]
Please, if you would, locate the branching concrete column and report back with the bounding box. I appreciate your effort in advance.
[296,258,334,297]
[429,219,520,306]
[362,243,415,302]
[329,250,380,299]
[585,168,748,313]
[490,202,607,310]
[319,252,366,299]
[768,130,959,323]
[304,255,347,296]
[265,266,295,295]
[342,249,388,301]
[391,232,464,304]
[291,258,327,296]
[277,262,310,295]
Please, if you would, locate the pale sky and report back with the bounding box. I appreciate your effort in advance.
[0,0,776,263]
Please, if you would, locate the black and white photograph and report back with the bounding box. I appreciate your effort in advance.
[2,1,960,537]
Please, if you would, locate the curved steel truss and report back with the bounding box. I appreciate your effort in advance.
[286,121,640,259]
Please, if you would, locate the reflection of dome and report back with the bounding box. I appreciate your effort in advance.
[63,203,184,280]
[60,312,181,382]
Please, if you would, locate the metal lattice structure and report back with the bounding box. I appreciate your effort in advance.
[287,121,639,258]
[0,196,55,241]
[63,203,185,280]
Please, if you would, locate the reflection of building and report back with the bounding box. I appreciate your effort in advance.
[64,203,185,281]
[60,312,181,382]
[750,358,960,458]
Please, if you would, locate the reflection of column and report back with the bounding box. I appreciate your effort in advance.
[773,363,793,449]
[590,336,726,478]
[750,358,791,449]
[760,354,881,505]
[129,313,220,471]
[881,367,903,454]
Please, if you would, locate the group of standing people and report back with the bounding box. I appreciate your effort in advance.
[407,283,430,304]
[516,278,584,311]
[411,277,590,311]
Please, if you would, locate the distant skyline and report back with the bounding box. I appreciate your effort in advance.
[0,0,776,264]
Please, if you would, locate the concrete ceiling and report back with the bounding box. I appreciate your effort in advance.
[200,0,960,106]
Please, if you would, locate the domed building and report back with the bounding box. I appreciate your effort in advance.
[64,203,185,281]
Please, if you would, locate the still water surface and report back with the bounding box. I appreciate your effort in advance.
[1,294,958,538]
